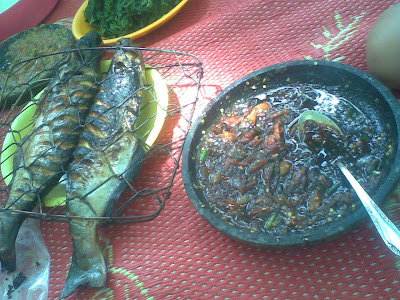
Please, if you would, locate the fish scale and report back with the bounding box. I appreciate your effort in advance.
[0,31,103,273]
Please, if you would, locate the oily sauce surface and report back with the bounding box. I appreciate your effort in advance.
[195,86,395,234]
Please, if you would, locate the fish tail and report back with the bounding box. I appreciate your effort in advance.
[61,214,106,298]
[61,252,106,299]
[0,185,37,272]
[0,213,25,272]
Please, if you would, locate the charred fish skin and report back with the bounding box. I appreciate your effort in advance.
[61,39,146,298]
[0,31,103,273]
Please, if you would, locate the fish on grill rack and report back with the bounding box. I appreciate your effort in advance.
[0,31,103,272]
[61,38,146,298]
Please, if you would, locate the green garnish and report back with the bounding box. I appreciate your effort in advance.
[84,0,182,39]
[265,213,277,230]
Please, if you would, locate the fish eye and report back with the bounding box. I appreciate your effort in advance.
[114,61,127,69]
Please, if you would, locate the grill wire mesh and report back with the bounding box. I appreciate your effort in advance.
[0,46,203,224]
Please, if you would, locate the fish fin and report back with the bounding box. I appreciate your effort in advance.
[60,251,107,299]
[12,145,23,173]
[124,145,145,182]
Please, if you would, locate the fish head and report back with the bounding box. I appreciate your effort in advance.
[111,38,145,79]
[76,30,103,48]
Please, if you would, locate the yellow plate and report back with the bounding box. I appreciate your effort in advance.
[0,61,168,207]
[72,0,189,45]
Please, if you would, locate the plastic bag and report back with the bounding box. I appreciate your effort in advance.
[0,217,50,300]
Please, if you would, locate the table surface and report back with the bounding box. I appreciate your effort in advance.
[13,0,400,299]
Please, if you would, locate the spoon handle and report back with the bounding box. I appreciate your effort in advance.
[337,162,400,256]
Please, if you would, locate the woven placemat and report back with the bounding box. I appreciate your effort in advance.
[40,0,400,298]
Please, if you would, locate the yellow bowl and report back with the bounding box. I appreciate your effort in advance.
[72,0,189,44]
[1,61,168,207]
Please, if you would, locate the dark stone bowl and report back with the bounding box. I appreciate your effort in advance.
[182,59,400,248]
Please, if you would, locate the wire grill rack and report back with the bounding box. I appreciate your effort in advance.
[0,46,203,223]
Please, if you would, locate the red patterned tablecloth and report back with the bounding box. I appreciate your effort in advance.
[27,0,400,298]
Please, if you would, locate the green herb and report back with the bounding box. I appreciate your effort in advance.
[84,0,182,39]
[199,148,208,163]
[265,213,277,230]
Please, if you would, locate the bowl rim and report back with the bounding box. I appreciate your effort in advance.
[182,59,400,247]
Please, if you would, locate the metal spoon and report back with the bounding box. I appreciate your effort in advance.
[297,110,400,256]
[337,162,400,256]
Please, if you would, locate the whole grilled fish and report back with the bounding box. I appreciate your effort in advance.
[0,31,103,272]
[61,38,146,298]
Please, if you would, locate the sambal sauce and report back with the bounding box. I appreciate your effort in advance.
[195,86,395,234]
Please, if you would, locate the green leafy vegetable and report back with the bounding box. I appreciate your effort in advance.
[84,0,182,39]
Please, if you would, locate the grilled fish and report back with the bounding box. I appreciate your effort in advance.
[0,31,103,272]
[61,39,146,298]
